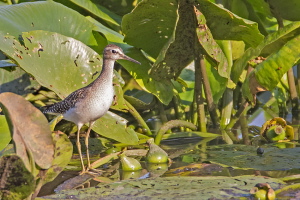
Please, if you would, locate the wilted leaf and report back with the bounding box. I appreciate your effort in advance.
[0,92,54,169]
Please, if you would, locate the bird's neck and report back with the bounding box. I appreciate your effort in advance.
[92,59,115,87]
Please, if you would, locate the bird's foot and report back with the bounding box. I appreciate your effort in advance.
[86,168,103,176]
[79,167,103,176]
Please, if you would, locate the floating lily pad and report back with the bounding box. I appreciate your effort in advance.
[36,175,285,199]
[206,144,300,171]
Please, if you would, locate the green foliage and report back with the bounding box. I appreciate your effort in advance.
[1,0,300,197]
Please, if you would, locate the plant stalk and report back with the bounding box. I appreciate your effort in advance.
[125,99,152,136]
[194,54,207,132]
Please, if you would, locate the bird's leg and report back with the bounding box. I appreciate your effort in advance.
[76,124,86,173]
[85,121,95,170]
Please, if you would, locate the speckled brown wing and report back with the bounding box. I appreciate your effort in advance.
[42,87,89,114]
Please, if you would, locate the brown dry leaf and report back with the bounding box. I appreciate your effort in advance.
[0,92,54,169]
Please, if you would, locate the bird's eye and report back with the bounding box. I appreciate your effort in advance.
[112,50,117,54]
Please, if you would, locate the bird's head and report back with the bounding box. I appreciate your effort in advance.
[103,44,141,65]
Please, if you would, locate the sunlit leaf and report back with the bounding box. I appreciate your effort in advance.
[232,21,300,83]
[0,115,11,151]
[0,30,138,145]
[243,34,300,101]
[0,1,98,48]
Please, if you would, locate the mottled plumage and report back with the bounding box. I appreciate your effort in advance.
[43,44,141,173]
[43,87,87,114]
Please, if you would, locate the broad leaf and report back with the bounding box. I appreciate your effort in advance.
[69,0,121,26]
[268,0,300,21]
[195,7,229,79]
[0,1,98,48]
[122,0,178,58]
[196,0,264,47]
[0,92,54,169]
[243,34,300,101]
[0,30,138,145]
[232,21,300,83]
[150,0,195,80]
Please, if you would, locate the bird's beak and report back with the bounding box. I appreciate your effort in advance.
[122,54,141,65]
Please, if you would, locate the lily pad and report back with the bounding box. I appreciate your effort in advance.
[206,144,300,171]
[36,175,285,199]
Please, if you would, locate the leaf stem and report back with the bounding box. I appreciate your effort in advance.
[125,99,152,136]
[154,120,197,145]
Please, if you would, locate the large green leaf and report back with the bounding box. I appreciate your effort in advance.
[232,21,300,83]
[195,7,229,79]
[0,30,138,145]
[90,17,174,104]
[150,0,195,80]
[267,0,300,21]
[122,0,178,58]
[0,1,97,48]
[242,34,300,101]
[69,0,121,26]
[196,0,264,47]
